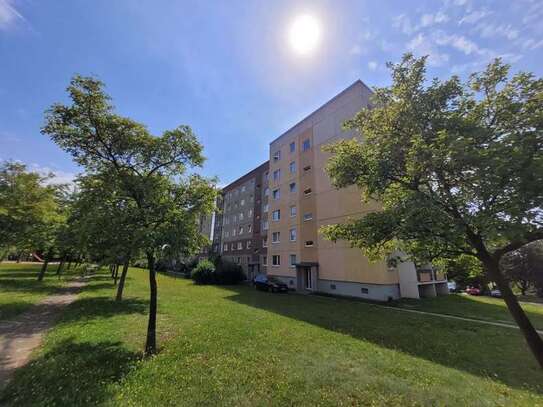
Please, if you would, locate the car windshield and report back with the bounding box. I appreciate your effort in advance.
[268,277,283,284]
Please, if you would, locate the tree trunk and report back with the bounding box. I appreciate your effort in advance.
[484,258,543,368]
[56,259,65,275]
[145,252,157,356]
[113,264,119,285]
[37,257,49,281]
[67,261,72,270]
[0,248,8,263]
[116,259,130,301]
[17,250,24,263]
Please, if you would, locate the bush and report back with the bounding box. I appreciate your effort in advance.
[191,259,216,284]
[215,258,246,285]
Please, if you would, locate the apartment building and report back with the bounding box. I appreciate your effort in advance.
[266,80,448,301]
[220,162,269,280]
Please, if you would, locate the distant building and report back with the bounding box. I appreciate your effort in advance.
[219,161,269,280]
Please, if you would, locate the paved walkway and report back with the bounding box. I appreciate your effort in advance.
[0,279,86,388]
[378,304,543,334]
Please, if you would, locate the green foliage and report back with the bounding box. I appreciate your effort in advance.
[501,241,543,295]
[0,161,66,257]
[214,257,246,285]
[434,255,484,289]
[190,259,216,284]
[322,54,543,267]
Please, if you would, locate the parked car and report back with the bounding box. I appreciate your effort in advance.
[466,286,481,296]
[490,288,502,298]
[253,274,289,293]
[447,281,457,293]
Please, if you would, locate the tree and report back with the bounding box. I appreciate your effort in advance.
[42,75,217,355]
[322,54,543,367]
[0,161,67,277]
[501,241,543,296]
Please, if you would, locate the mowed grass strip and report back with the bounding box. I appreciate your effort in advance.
[398,293,543,330]
[1,264,542,406]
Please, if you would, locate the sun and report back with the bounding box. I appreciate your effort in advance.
[288,14,321,55]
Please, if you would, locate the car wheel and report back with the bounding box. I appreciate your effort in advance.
[268,286,274,293]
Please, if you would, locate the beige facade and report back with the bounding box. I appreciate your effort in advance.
[266,81,447,301]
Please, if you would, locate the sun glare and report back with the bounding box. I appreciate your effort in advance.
[288,14,321,55]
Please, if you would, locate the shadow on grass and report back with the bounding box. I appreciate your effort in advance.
[225,286,543,394]
[0,338,139,406]
[0,302,34,321]
[56,296,148,325]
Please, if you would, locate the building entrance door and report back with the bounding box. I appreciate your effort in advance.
[305,267,312,290]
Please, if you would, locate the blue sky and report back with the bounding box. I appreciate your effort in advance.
[1,0,542,185]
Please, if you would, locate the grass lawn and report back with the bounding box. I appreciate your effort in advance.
[398,293,543,330]
[0,262,81,321]
[1,264,543,406]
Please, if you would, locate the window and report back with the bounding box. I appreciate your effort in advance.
[289,161,296,174]
[302,138,311,151]
[247,224,252,233]
[247,241,252,249]
[247,256,251,264]
[272,255,281,266]
[248,209,253,216]
[289,182,297,193]
[303,165,311,172]
[225,231,229,238]
[237,242,242,250]
[239,212,244,220]
[273,169,281,181]
[231,243,235,251]
[289,254,297,268]
[361,287,369,294]
[289,228,297,241]
[225,216,229,225]
[262,220,269,230]
[233,214,237,222]
[237,257,241,264]
[223,243,228,252]
[264,171,269,180]
[241,185,246,192]
[239,226,244,234]
[263,203,269,212]
[232,229,236,236]
[330,284,336,290]
[263,256,267,265]
[241,199,245,206]
[264,187,270,196]
[290,206,297,217]
[273,150,281,161]
[272,209,281,221]
[262,236,268,247]
[272,189,280,200]
[304,188,312,196]
[289,141,295,153]
[305,240,314,247]
[303,213,313,221]
[272,232,280,243]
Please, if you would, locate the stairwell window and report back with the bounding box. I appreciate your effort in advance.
[247,224,252,233]
[223,244,228,252]
[289,228,297,241]
[237,242,242,250]
[272,232,280,243]
[289,161,296,174]
[273,150,281,161]
[272,188,280,200]
[304,188,312,196]
[262,236,268,247]
[303,213,313,221]
[290,206,297,217]
[289,254,297,268]
[272,255,281,266]
[302,138,311,151]
[247,241,252,249]
[262,220,269,230]
[289,182,296,193]
[263,203,269,212]
[273,169,281,182]
[305,240,314,247]
[289,142,295,153]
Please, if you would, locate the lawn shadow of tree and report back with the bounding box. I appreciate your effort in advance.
[0,301,34,321]
[0,338,139,406]
[225,286,543,394]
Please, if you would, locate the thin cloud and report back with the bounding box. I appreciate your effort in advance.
[367,61,378,71]
[0,0,25,31]
[407,33,450,67]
